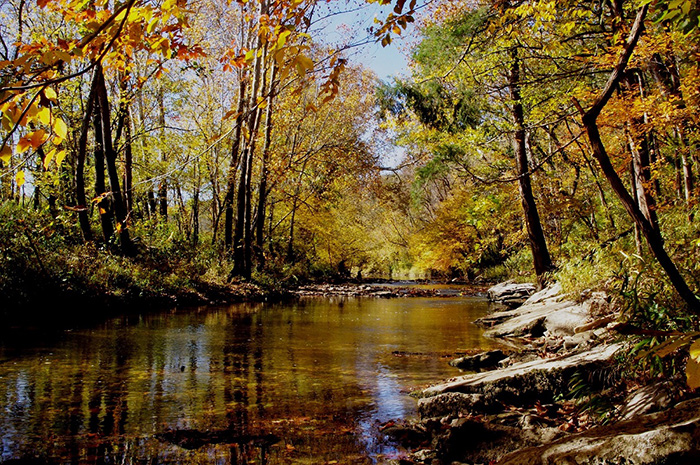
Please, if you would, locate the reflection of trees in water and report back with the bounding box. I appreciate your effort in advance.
[224,311,253,464]
[0,298,491,463]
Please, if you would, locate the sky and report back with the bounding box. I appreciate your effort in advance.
[310,0,413,82]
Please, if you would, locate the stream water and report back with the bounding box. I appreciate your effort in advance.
[0,290,496,464]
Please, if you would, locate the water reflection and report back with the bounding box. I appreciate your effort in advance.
[0,295,496,464]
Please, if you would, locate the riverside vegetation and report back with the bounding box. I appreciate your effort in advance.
[2,0,700,462]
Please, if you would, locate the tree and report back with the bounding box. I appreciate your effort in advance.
[575,4,700,312]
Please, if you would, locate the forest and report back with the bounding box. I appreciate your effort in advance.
[0,0,699,315]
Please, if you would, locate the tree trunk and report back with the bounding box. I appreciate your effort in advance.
[147,189,157,219]
[114,72,134,216]
[157,85,168,221]
[95,64,134,255]
[622,71,660,231]
[92,87,114,244]
[255,63,277,271]
[224,76,247,249]
[508,48,553,281]
[649,51,694,202]
[192,185,200,246]
[124,110,133,215]
[231,1,267,280]
[75,70,100,241]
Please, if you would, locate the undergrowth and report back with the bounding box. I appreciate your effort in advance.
[0,203,267,317]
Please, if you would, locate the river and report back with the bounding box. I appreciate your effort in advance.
[0,289,496,464]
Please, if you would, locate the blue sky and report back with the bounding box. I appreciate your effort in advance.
[311,0,412,82]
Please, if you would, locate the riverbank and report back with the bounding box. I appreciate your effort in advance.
[385,282,700,464]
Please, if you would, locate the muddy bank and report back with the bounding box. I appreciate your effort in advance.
[384,282,700,464]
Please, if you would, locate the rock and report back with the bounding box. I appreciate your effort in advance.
[497,397,700,465]
[497,356,511,368]
[382,425,430,448]
[619,381,675,420]
[373,290,394,298]
[430,417,555,465]
[419,343,623,417]
[523,282,563,304]
[448,350,507,371]
[487,282,536,307]
[476,284,590,339]
[411,449,436,463]
[418,393,499,418]
[562,331,594,351]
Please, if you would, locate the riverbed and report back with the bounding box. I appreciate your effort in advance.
[0,292,496,464]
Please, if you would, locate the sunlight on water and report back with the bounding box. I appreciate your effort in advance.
[0,293,497,464]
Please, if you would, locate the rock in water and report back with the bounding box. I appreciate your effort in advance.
[449,350,508,371]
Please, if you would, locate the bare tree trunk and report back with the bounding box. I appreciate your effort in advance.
[114,72,134,216]
[622,71,660,232]
[192,167,200,247]
[224,76,247,249]
[147,190,157,219]
[95,64,134,255]
[75,70,100,241]
[92,85,114,244]
[157,85,168,221]
[255,63,277,271]
[509,48,553,281]
[123,110,133,215]
[649,51,694,203]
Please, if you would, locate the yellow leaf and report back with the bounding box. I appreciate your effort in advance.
[147,18,159,34]
[44,87,57,102]
[277,30,291,49]
[54,118,68,139]
[274,48,286,66]
[15,170,25,187]
[687,340,700,390]
[38,106,51,125]
[26,102,40,120]
[55,149,67,166]
[43,148,56,169]
[0,145,10,164]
